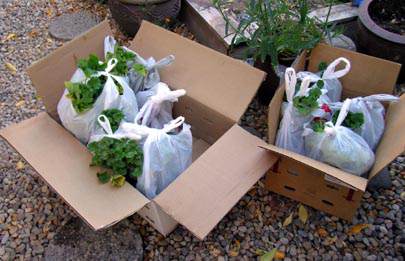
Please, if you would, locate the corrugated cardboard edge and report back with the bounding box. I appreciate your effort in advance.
[260,144,368,191]
[154,125,277,240]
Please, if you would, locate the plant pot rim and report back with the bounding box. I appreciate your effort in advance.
[358,0,405,44]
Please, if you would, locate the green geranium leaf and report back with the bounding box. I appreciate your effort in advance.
[97,172,111,184]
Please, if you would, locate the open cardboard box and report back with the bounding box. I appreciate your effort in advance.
[0,21,278,240]
[264,44,405,220]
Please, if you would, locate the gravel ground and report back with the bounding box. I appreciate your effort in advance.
[1,0,404,260]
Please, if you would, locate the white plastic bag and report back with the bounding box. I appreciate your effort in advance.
[120,116,192,198]
[57,58,138,144]
[329,94,399,150]
[303,99,375,176]
[297,57,351,102]
[275,68,314,154]
[128,54,175,93]
[135,82,186,129]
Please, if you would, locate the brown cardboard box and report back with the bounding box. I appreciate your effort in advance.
[264,44,405,220]
[0,21,278,240]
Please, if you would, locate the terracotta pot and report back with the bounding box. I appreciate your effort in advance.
[357,0,405,82]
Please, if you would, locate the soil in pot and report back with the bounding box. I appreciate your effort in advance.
[254,56,295,105]
[368,0,405,35]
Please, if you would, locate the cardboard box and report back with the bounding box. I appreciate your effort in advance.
[264,44,405,220]
[0,21,278,240]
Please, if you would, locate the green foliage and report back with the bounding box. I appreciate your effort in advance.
[132,63,148,77]
[88,137,143,187]
[332,110,365,130]
[310,118,326,133]
[106,45,135,76]
[65,77,104,113]
[213,0,336,67]
[97,172,111,184]
[77,54,106,78]
[99,108,125,133]
[293,86,322,115]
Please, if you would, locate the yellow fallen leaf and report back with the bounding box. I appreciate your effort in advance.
[6,33,16,41]
[5,62,17,74]
[298,204,308,224]
[349,224,369,234]
[229,240,240,257]
[46,8,53,17]
[16,161,25,170]
[28,29,39,38]
[275,250,285,260]
[283,213,293,227]
[260,248,277,261]
[208,245,221,257]
[317,227,328,238]
[15,100,25,107]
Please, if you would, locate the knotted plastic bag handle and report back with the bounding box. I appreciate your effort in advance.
[324,98,352,136]
[285,67,297,103]
[322,57,351,80]
[97,115,142,140]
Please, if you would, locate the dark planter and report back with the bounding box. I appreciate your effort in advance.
[108,0,181,36]
[254,55,295,105]
[357,0,405,82]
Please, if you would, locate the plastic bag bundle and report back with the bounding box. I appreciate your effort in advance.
[276,68,314,154]
[297,57,351,102]
[57,58,138,144]
[303,99,375,176]
[104,35,175,94]
[135,82,186,129]
[119,116,192,198]
[329,94,399,150]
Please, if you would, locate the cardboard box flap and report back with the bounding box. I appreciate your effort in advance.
[27,20,112,120]
[308,44,401,98]
[129,21,266,123]
[154,125,277,239]
[369,94,405,179]
[260,144,368,191]
[0,113,149,230]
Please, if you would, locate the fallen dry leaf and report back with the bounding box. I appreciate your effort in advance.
[275,250,285,259]
[16,161,25,170]
[15,100,25,107]
[208,245,221,257]
[298,204,308,224]
[349,224,369,235]
[317,227,328,238]
[5,62,17,74]
[28,29,39,38]
[46,8,53,17]
[283,213,293,227]
[6,33,16,41]
[260,248,277,261]
[228,240,240,257]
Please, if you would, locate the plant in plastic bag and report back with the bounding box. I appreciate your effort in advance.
[276,68,316,155]
[135,82,186,129]
[297,57,351,102]
[119,116,192,198]
[303,99,375,176]
[99,108,125,133]
[330,94,399,150]
[88,115,143,187]
[58,57,138,144]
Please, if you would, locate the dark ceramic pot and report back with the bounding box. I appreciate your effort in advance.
[357,0,405,82]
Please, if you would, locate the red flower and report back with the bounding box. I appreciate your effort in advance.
[321,103,332,113]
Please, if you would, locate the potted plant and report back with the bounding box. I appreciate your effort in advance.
[357,0,405,82]
[213,0,339,104]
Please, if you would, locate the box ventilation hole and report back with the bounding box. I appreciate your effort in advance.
[326,184,339,191]
[284,185,296,192]
[287,170,299,177]
[321,200,334,206]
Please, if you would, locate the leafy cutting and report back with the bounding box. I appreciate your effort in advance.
[77,54,107,78]
[332,110,365,130]
[99,108,125,133]
[293,86,322,115]
[310,117,327,133]
[132,63,148,77]
[88,137,143,187]
[106,45,135,76]
[65,77,104,113]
